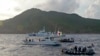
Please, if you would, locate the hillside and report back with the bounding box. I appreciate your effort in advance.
[0,8,100,33]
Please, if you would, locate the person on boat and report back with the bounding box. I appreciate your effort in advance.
[29,39,31,42]
[91,43,94,47]
[50,37,54,41]
[78,46,82,52]
[25,38,27,41]
[71,38,74,42]
[32,39,34,42]
[39,38,40,41]
[68,38,70,41]
[82,47,87,53]
[70,48,73,53]
[67,38,70,41]
[74,46,78,52]
[87,43,94,48]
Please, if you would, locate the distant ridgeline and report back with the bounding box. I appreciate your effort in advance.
[0,8,100,34]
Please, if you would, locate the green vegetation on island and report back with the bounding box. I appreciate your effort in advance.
[0,8,100,33]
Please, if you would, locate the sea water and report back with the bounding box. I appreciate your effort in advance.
[0,34,100,56]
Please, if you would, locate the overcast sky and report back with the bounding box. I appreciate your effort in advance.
[0,0,100,20]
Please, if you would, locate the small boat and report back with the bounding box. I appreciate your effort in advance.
[62,46,95,55]
[23,37,60,46]
[59,38,74,42]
